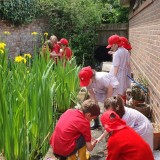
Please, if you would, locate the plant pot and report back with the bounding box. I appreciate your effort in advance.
[134,103,151,118]
[153,132,160,150]
[152,123,160,150]
[132,100,145,106]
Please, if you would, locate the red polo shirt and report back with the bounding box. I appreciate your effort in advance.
[51,44,60,54]
[50,109,91,156]
[61,47,72,61]
[106,127,154,160]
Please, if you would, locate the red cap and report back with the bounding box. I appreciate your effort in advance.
[106,35,121,48]
[100,110,126,133]
[78,66,93,87]
[58,38,68,46]
[119,36,128,44]
[120,36,132,50]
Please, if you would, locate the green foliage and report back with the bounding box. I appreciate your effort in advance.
[0,0,129,66]
[0,0,39,25]
[38,0,104,67]
[0,48,54,159]
[100,0,129,23]
[37,0,128,66]
[53,57,80,113]
[0,39,81,159]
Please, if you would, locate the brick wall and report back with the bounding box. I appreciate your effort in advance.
[0,19,50,57]
[129,0,160,123]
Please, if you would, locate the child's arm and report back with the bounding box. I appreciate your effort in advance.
[86,139,97,151]
[88,89,98,104]
[106,84,113,98]
[96,130,108,143]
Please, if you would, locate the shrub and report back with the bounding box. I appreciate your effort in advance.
[0,0,39,25]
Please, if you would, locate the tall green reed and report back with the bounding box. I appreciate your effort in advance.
[0,47,54,159]
[53,57,81,114]
[0,39,81,159]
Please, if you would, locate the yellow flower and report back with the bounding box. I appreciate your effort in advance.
[15,56,23,63]
[24,53,32,59]
[44,32,48,36]
[4,31,11,35]
[0,49,4,54]
[23,58,27,64]
[31,32,38,35]
[0,42,6,50]
[15,56,26,64]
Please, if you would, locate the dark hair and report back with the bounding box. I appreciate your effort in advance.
[104,95,125,118]
[81,99,100,117]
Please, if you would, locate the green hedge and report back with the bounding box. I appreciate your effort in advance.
[0,0,38,25]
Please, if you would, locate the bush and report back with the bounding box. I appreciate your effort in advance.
[0,0,129,66]
[0,0,39,25]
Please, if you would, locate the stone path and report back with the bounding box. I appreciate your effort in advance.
[43,65,160,159]
[44,105,160,160]
[101,61,112,72]
[43,127,160,160]
[90,128,160,160]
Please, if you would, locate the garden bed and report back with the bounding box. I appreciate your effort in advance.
[153,123,160,150]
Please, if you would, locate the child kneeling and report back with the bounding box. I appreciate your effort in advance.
[50,99,100,160]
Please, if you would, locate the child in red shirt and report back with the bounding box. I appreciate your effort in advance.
[41,35,61,63]
[50,99,100,160]
[49,35,61,63]
[58,38,73,61]
[100,110,154,160]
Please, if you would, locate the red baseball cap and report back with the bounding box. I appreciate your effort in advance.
[78,66,93,87]
[58,38,68,46]
[106,35,121,48]
[120,36,132,50]
[123,43,132,50]
[100,110,126,133]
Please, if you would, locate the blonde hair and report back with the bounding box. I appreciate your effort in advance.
[49,35,58,43]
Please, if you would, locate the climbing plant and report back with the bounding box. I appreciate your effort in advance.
[0,0,39,25]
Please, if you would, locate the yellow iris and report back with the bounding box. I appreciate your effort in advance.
[44,32,48,36]
[23,58,27,64]
[31,32,38,35]
[15,56,26,64]
[0,42,6,50]
[24,53,32,59]
[4,31,11,35]
[0,49,4,54]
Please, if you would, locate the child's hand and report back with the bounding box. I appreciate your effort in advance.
[95,137,101,143]
[108,51,113,55]
[50,51,57,57]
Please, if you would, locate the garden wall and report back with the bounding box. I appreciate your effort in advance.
[95,23,128,46]
[0,19,50,57]
[94,23,128,63]
[129,0,160,123]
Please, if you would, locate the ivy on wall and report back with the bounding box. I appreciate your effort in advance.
[0,0,38,25]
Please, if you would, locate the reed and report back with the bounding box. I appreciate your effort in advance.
[0,39,81,159]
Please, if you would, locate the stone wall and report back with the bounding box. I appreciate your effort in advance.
[95,23,128,46]
[129,0,160,123]
[0,19,50,57]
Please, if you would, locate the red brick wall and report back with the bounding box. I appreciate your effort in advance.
[129,0,160,123]
[0,19,49,57]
